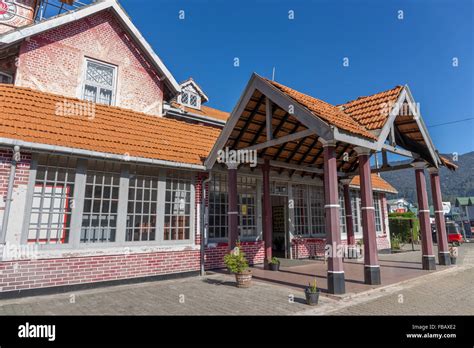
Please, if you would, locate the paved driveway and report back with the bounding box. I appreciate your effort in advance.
[0,243,472,315]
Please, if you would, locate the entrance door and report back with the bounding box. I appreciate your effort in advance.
[271,195,288,258]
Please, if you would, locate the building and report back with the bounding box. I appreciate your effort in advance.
[387,198,416,214]
[0,0,456,297]
[455,197,474,222]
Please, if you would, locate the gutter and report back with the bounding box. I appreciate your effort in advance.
[200,172,212,276]
[1,146,20,244]
[0,137,207,171]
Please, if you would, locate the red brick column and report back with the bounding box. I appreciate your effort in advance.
[341,179,356,258]
[323,141,345,294]
[429,167,450,265]
[227,162,239,250]
[262,159,273,269]
[413,162,436,270]
[355,147,381,285]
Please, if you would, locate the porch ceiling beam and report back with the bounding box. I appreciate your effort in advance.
[261,112,290,157]
[370,162,414,174]
[242,128,316,153]
[272,122,301,161]
[337,143,352,170]
[266,97,273,141]
[290,136,320,177]
[232,95,266,147]
[382,143,414,158]
[256,159,346,177]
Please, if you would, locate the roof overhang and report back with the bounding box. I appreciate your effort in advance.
[0,0,180,99]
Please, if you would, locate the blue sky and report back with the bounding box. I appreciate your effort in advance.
[121,0,473,155]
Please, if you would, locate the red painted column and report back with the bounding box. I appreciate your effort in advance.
[323,141,345,294]
[262,159,273,269]
[413,162,436,270]
[227,163,239,250]
[429,167,450,265]
[356,147,381,285]
[341,179,356,258]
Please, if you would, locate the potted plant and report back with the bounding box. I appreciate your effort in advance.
[305,279,320,306]
[449,245,458,265]
[223,244,252,288]
[356,239,364,258]
[268,257,280,271]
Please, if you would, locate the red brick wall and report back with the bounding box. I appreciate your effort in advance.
[0,250,200,293]
[15,10,165,116]
[0,149,31,213]
[205,241,264,269]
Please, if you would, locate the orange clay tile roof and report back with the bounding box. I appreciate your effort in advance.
[350,174,398,194]
[339,86,403,130]
[264,78,377,140]
[170,102,229,121]
[0,84,221,165]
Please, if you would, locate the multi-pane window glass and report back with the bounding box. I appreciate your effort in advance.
[81,161,120,243]
[293,184,309,236]
[164,172,192,241]
[351,190,361,234]
[180,91,199,108]
[309,185,325,235]
[339,190,346,235]
[126,166,160,242]
[208,174,228,239]
[83,60,116,106]
[374,193,383,233]
[27,155,77,244]
[0,72,13,84]
[238,176,257,238]
[208,173,258,240]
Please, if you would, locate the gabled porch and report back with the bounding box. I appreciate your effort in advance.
[205,73,457,295]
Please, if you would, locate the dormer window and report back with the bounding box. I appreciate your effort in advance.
[180,90,200,109]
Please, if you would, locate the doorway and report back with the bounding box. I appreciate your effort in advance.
[271,195,289,258]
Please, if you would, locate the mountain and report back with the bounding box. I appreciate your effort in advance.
[380,151,474,204]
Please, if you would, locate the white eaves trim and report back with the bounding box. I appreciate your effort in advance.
[0,0,180,96]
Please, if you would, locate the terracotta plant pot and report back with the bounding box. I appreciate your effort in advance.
[269,263,280,271]
[235,269,252,288]
[305,288,320,306]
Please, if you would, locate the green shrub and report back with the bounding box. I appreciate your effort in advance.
[391,235,401,250]
[223,245,249,274]
[269,257,280,265]
[388,213,419,244]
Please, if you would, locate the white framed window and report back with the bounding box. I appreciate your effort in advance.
[339,189,346,235]
[27,155,77,245]
[180,90,200,109]
[308,185,324,236]
[351,190,362,235]
[82,59,117,106]
[237,176,257,238]
[126,166,160,242]
[164,172,192,241]
[81,161,121,243]
[374,193,383,233]
[208,173,258,240]
[293,184,309,236]
[0,72,13,84]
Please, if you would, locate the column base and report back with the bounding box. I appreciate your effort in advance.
[327,272,345,295]
[438,252,451,266]
[422,255,436,270]
[364,265,381,285]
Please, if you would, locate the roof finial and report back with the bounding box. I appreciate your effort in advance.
[272,67,276,81]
